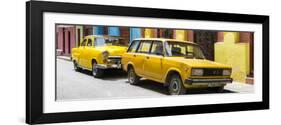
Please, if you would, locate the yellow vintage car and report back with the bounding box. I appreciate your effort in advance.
[121,38,233,95]
[72,35,128,77]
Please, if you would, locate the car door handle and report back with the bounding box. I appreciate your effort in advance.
[133,55,136,57]
[146,56,149,59]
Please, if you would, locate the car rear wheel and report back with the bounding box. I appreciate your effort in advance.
[92,61,104,78]
[168,74,186,95]
[73,60,81,72]
[128,67,140,85]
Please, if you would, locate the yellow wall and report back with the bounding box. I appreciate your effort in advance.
[144,29,156,38]
[144,29,192,42]
[174,30,188,41]
[215,32,250,83]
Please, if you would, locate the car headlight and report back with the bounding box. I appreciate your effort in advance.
[191,69,203,76]
[223,69,231,76]
[102,51,109,61]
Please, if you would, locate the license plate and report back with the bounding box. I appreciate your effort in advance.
[111,64,118,68]
[208,83,222,87]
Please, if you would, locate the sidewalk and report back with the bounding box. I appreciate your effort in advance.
[224,82,254,93]
[57,56,71,61]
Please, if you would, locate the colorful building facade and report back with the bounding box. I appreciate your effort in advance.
[215,32,253,83]
[56,25,76,56]
[56,25,254,83]
[91,26,134,45]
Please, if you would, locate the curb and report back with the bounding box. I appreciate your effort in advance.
[56,56,72,61]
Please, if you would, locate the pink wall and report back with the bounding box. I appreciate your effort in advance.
[56,26,76,56]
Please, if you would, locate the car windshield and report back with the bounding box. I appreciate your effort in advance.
[95,37,126,46]
[165,41,205,59]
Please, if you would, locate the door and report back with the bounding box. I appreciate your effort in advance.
[67,31,71,54]
[108,27,120,36]
[194,31,217,60]
[62,28,65,54]
[83,37,94,69]
[120,27,130,46]
[133,40,152,76]
[143,41,164,80]
[78,38,87,67]
[130,28,141,44]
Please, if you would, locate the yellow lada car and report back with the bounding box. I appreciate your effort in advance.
[121,38,232,95]
[72,35,128,77]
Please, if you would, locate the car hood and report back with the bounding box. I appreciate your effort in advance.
[166,57,231,69]
[95,45,128,56]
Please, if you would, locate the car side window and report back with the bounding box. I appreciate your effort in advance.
[80,38,87,46]
[95,37,106,46]
[87,38,93,46]
[150,41,163,55]
[137,41,152,53]
[127,40,140,53]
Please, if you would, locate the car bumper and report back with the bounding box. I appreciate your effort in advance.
[96,64,122,69]
[185,78,233,86]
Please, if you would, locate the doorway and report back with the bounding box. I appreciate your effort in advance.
[68,31,71,54]
[62,28,65,54]
[194,30,217,61]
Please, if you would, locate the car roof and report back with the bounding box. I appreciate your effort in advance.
[133,38,197,45]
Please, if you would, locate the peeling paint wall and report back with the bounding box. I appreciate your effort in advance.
[215,32,250,83]
[174,30,188,41]
[144,28,157,38]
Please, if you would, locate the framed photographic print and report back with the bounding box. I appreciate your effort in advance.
[26,0,269,124]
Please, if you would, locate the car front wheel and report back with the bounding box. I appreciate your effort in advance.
[168,74,186,95]
[92,61,104,78]
[128,67,140,85]
[73,61,81,71]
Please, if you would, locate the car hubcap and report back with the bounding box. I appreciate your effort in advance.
[129,70,135,83]
[93,63,97,76]
[170,79,179,94]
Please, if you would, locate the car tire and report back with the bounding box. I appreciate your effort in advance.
[73,60,81,72]
[128,67,140,85]
[92,61,104,78]
[168,74,186,95]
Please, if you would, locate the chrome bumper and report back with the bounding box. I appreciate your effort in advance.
[96,64,122,69]
[185,78,233,85]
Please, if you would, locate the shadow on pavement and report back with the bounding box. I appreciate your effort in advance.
[133,79,236,95]
[77,69,127,80]
[134,79,170,95]
[76,69,236,95]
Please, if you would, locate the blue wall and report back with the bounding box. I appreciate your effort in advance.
[130,28,141,44]
[93,26,104,35]
[92,26,142,45]
[108,27,120,36]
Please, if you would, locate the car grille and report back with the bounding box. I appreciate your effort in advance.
[108,56,121,64]
[203,69,223,76]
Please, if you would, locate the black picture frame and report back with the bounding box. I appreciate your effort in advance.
[26,1,269,124]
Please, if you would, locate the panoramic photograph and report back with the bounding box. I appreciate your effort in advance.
[55,24,254,101]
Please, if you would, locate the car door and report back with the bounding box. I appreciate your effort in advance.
[83,37,94,69]
[125,40,140,68]
[143,41,164,80]
[133,40,152,76]
[78,38,87,67]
